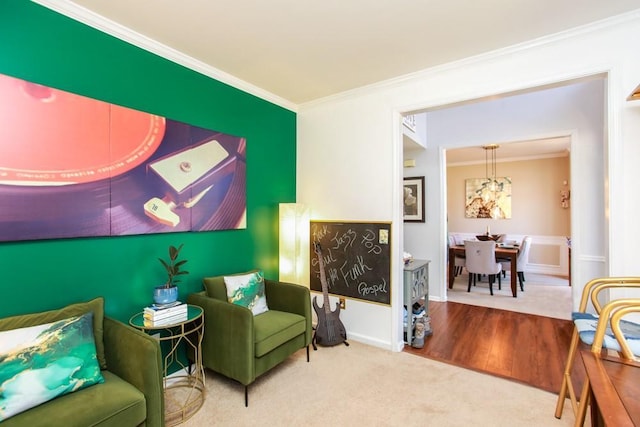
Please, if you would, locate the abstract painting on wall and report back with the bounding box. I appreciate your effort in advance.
[0,73,246,242]
[465,177,512,219]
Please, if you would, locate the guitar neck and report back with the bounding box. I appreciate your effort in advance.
[322,281,331,314]
[315,244,332,314]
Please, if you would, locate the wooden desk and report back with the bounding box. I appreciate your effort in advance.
[448,245,520,297]
[580,349,640,427]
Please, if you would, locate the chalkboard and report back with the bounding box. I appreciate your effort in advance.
[310,221,391,305]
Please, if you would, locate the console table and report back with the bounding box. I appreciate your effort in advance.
[403,259,430,345]
[130,304,205,426]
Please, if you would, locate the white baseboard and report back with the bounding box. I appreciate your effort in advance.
[344,331,397,351]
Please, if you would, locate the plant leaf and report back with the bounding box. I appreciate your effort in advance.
[169,245,178,260]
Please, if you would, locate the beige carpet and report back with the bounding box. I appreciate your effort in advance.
[181,340,576,426]
[447,272,572,320]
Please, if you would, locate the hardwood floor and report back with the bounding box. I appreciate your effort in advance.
[404,300,585,395]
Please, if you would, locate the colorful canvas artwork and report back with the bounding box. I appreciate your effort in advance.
[465,177,512,219]
[0,73,246,242]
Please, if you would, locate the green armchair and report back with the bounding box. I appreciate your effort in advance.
[187,274,312,406]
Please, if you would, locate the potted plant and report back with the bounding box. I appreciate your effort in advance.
[153,244,189,304]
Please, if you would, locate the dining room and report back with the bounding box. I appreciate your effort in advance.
[445,140,572,318]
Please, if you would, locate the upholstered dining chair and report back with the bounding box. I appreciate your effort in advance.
[500,236,531,291]
[554,277,640,426]
[448,234,465,277]
[464,240,502,295]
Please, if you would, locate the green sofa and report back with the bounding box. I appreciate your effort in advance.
[0,298,164,427]
[187,274,312,406]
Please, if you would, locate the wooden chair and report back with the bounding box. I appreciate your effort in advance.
[554,277,640,426]
[464,240,502,295]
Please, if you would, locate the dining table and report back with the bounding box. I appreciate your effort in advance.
[448,244,520,297]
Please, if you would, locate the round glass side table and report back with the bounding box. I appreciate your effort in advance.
[129,304,205,426]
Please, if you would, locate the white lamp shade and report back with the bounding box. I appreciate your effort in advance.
[279,203,309,284]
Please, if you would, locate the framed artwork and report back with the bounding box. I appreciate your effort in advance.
[0,72,247,242]
[403,176,425,222]
[465,177,512,219]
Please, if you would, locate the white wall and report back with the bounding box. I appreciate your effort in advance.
[446,157,572,237]
[298,12,640,351]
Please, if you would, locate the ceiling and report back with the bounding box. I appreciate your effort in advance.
[445,136,571,166]
[40,0,640,106]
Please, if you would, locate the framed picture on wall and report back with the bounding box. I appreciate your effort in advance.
[403,176,425,222]
[464,177,512,219]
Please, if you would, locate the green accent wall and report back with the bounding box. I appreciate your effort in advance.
[0,1,296,321]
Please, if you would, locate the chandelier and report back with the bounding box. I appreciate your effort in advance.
[482,144,502,219]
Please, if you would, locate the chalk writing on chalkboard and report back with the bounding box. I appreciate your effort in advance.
[310,221,391,305]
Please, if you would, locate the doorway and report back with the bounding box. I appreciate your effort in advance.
[401,75,608,315]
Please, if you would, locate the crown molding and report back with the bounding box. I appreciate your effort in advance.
[32,0,298,112]
[32,1,640,112]
[448,152,569,168]
[301,8,640,109]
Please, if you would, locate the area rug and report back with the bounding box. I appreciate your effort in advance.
[447,272,572,320]
[180,341,576,426]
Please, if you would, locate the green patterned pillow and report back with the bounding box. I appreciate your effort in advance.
[0,312,105,421]
[0,297,106,370]
[224,270,269,315]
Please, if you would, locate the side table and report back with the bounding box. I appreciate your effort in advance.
[130,304,205,426]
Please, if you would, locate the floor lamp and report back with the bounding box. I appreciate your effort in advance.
[279,203,309,284]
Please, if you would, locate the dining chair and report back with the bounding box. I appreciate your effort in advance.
[554,277,640,426]
[500,236,531,291]
[448,234,465,276]
[464,240,502,295]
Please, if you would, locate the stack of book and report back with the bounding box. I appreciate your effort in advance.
[143,301,188,327]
